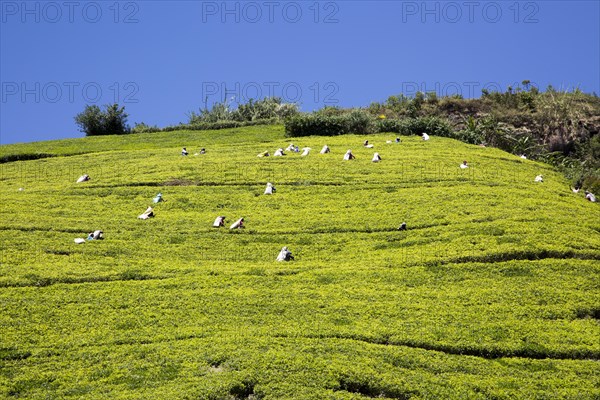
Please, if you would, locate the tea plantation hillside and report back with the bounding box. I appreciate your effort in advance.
[1,126,599,399]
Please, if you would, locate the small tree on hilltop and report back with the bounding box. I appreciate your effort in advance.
[75,104,130,136]
[103,104,130,135]
[74,105,104,136]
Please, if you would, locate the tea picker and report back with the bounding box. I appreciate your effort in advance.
[264,183,276,195]
[276,246,294,261]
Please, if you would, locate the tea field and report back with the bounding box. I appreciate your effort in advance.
[0,125,598,399]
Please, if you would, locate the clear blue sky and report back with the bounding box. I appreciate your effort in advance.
[1,0,599,144]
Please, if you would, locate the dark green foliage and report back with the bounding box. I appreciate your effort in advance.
[575,308,600,320]
[454,115,485,144]
[375,118,405,134]
[404,116,453,137]
[454,115,536,152]
[336,372,415,399]
[481,85,537,110]
[376,116,453,137]
[285,112,452,138]
[74,104,103,136]
[74,104,130,136]
[284,113,349,137]
[0,347,31,361]
[346,109,377,134]
[229,378,258,399]
[582,174,600,195]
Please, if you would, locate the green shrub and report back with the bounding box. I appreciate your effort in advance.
[377,116,453,137]
[131,122,161,134]
[189,102,232,124]
[286,113,453,138]
[284,114,349,137]
[384,94,411,113]
[74,104,130,136]
[314,105,346,117]
[346,109,376,134]
[231,97,298,122]
[189,97,298,125]
[375,118,406,134]
[404,116,453,137]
